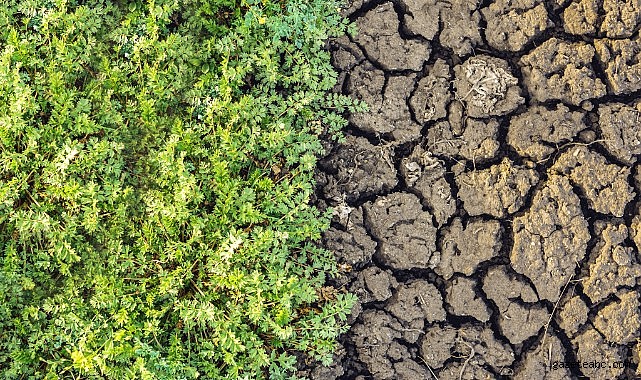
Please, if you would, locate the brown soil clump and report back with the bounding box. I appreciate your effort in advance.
[520,38,607,105]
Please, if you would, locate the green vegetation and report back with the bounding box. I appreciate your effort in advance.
[0,0,364,378]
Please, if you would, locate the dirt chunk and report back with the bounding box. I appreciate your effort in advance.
[388,280,446,343]
[319,135,397,204]
[446,276,491,322]
[632,213,641,253]
[596,37,641,85]
[574,328,626,379]
[595,36,641,95]
[520,38,606,105]
[456,158,539,218]
[598,102,641,164]
[558,296,589,337]
[594,290,641,344]
[583,221,641,303]
[507,104,587,162]
[400,146,456,226]
[353,2,429,71]
[562,0,600,35]
[514,333,571,380]
[351,310,404,380]
[426,117,501,163]
[420,325,456,370]
[401,0,442,41]
[409,59,451,124]
[346,64,422,142]
[482,0,551,52]
[438,362,495,380]
[329,36,365,92]
[421,325,514,377]
[511,175,590,302]
[602,0,641,38]
[360,266,398,303]
[551,146,635,217]
[341,0,365,16]
[329,35,365,72]
[393,360,431,380]
[322,206,376,269]
[436,218,502,279]
[482,266,539,307]
[364,192,439,270]
[482,266,549,344]
[454,56,524,118]
[439,1,483,56]
[401,0,482,56]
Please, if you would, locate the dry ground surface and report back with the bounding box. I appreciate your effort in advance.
[297,0,641,379]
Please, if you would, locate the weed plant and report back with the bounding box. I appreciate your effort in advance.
[0,0,364,378]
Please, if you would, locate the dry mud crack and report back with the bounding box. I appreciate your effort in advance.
[299,1,641,379]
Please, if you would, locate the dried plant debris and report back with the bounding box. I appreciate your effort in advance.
[574,328,627,380]
[456,158,539,218]
[602,0,641,38]
[514,333,571,380]
[364,192,439,270]
[436,218,502,279]
[595,36,641,95]
[593,290,641,345]
[446,276,491,322]
[598,102,641,164]
[346,63,422,142]
[353,2,429,71]
[550,146,635,217]
[400,145,456,226]
[511,175,590,302]
[582,221,641,303]
[563,0,601,35]
[318,135,397,203]
[409,59,451,124]
[454,56,524,117]
[557,295,589,337]
[482,0,551,52]
[507,104,587,162]
[520,38,607,105]
[482,266,549,344]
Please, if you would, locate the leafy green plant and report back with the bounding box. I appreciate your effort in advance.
[0,0,365,378]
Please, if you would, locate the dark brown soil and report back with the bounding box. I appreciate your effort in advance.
[299,1,641,379]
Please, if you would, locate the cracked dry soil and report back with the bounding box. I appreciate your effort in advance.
[299,1,641,379]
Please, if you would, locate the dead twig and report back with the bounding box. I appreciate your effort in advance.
[541,274,574,345]
[418,355,440,380]
[459,340,475,380]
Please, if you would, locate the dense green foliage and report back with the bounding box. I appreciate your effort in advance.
[0,0,363,378]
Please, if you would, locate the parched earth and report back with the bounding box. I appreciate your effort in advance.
[299,1,641,379]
